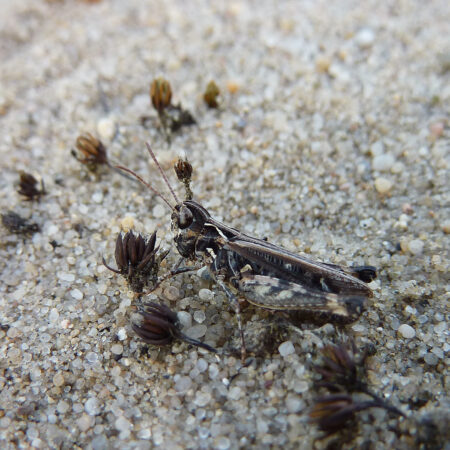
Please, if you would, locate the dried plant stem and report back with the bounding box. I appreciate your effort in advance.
[175,331,218,353]
[107,160,143,185]
[361,388,406,418]
[158,111,171,145]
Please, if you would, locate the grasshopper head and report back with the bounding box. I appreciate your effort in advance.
[173,204,194,230]
[171,200,210,259]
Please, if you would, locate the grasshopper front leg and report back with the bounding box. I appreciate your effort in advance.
[135,257,200,298]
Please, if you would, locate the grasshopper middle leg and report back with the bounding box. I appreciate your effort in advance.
[215,277,247,363]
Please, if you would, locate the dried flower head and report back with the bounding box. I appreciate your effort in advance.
[148,78,195,143]
[17,171,45,201]
[174,158,193,182]
[71,133,108,170]
[150,77,172,113]
[314,341,366,392]
[132,302,178,346]
[310,393,405,436]
[310,341,405,436]
[309,394,367,434]
[203,80,220,108]
[2,211,40,235]
[132,302,217,353]
[103,230,168,293]
[174,158,193,200]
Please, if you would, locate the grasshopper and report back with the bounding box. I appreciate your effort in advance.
[118,144,376,360]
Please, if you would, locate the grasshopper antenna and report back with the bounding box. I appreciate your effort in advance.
[145,142,180,205]
[114,164,175,211]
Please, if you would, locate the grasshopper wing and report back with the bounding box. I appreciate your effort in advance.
[224,238,374,298]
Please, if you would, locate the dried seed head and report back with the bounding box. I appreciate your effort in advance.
[174,158,193,182]
[17,171,45,201]
[150,77,172,113]
[174,158,194,201]
[132,302,218,353]
[203,80,220,108]
[311,341,405,435]
[103,230,168,293]
[149,79,195,143]
[314,341,366,392]
[310,393,404,435]
[309,394,361,433]
[2,211,40,235]
[132,302,178,346]
[72,133,108,170]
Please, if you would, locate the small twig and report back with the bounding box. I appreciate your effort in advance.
[360,388,406,417]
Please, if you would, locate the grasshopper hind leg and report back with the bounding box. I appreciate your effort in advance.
[237,274,366,322]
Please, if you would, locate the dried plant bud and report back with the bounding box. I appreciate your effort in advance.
[132,302,218,353]
[2,211,40,235]
[174,158,193,200]
[203,80,220,108]
[150,77,172,113]
[17,171,45,201]
[71,133,108,170]
[149,78,195,144]
[314,342,366,392]
[174,158,193,182]
[103,230,168,293]
[310,393,405,436]
[132,303,179,346]
[309,394,365,433]
[311,341,405,435]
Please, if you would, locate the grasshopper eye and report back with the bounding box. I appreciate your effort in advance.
[178,206,193,229]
